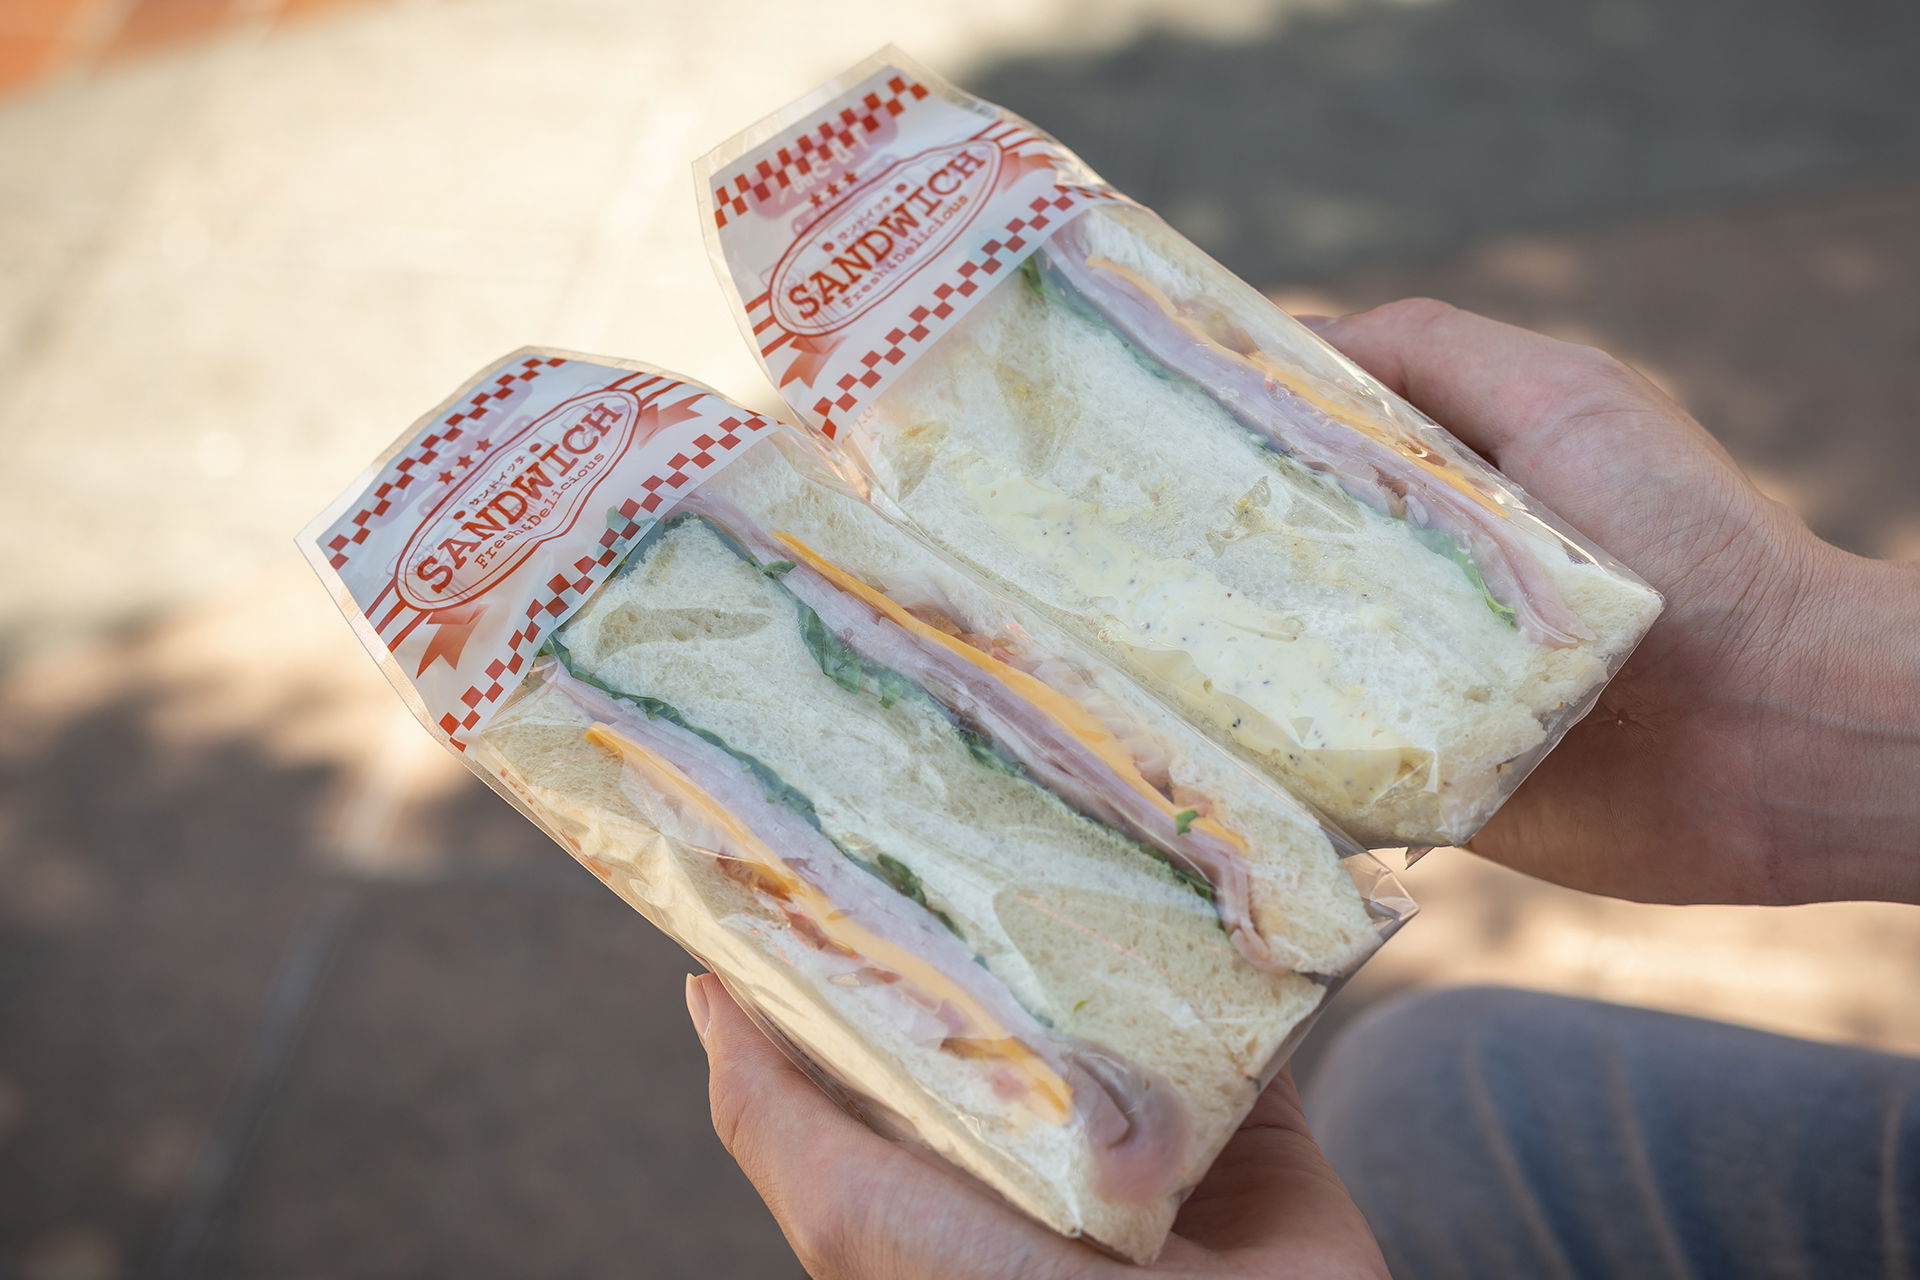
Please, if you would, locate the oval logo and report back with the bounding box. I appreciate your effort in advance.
[770,141,1003,336]
[396,389,641,611]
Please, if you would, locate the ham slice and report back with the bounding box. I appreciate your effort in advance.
[675,493,1285,975]
[539,658,1192,1203]
[1033,218,1591,648]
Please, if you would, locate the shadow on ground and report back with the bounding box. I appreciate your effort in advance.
[970,0,1920,558]
[0,595,799,1279]
[971,0,1920,284]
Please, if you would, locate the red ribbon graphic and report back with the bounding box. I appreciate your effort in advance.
[414,601,488,677]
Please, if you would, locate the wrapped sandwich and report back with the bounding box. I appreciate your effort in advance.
[700,49,1664,846]
[301,350,1407,1261]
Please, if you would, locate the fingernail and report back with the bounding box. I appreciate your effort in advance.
[685,973,713,1048]
[1294,313,1335,331]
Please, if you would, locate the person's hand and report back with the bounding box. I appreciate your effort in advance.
[1304,300,1920,906]
[685,974,1388,1280]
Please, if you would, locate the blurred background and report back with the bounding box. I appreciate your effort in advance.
[2,0,1916,1275]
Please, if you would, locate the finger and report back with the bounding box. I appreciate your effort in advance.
[688,974,1103,1280]
[1173,1070,1384,1268]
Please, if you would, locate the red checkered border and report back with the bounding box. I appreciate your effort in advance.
[434,404,775,745]
[797,186,1127,437]
[325,356,563,570]
[711,74,931,228]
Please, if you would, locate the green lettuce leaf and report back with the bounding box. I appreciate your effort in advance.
[1410,526,1516,627]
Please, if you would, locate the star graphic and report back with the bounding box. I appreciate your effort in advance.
[455,455,473,468]
[475,438,493,450]
[841,170,857,186]
[438,470,455,484]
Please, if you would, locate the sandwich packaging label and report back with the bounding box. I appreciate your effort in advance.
[299,350,775,746]
[700,47,1130,439]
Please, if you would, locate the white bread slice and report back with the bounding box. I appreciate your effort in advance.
[700,437,1380,977]
[847,204,1662,846]
[474,515,1332,1260]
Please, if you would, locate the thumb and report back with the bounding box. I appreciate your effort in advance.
[688,972,899,1223]
[1171,1070,1385,1272]
[1305,298,1773,596]
[686,974,1103,1280]
[1302,297,1676,466]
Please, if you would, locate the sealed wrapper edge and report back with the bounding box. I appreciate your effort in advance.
[695,44,1128,439]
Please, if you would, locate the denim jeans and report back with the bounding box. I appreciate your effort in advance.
[1308,987,1920,1280]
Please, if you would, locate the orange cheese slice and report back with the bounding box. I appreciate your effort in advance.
[583,721,1073,1124]
[1081,254,1509,521]
[772,533,1248,855]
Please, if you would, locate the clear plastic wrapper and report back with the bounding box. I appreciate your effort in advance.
[299,350,1410,1263]
[700,48,1664,848]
